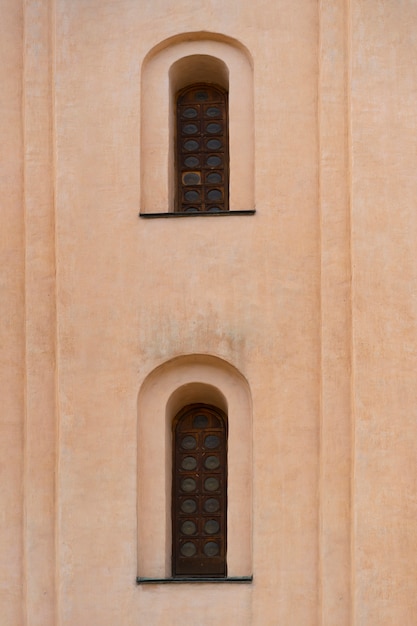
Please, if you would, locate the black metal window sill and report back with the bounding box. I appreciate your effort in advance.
[139,210,255,219]
[137,576,253,585]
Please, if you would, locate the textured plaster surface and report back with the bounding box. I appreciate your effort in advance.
[351,2,417,624]
[0,2,24,624]
[2,1,417,625]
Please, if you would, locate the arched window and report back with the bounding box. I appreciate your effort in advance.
[175,84,229,213]
[172,403,227,577]
[137,355,252,582]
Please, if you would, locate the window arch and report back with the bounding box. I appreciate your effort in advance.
[137,355,252,581]
[172,403,227,577]
[176,84,229,213]
[140,35,254,215]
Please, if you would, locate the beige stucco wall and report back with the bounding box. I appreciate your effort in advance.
[1,3,24,625]
[351,3,417,623]
[1,1,417,624]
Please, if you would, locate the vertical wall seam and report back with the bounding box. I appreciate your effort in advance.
[51,0,59,623]
[22,0,28,623]
[317,1,324,625]
[21,1,57,622]
[345,0,356,626]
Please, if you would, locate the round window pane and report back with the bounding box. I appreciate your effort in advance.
[204,541,219,557]
[206,172,222,184]
[183,207,199,213]
[204,477,219,492]
[181,477,197,493]
[204,435,220,449]
[206,123,222,134]
[195,91,208,101]
[180,542,197,557]
[182,107,198,118]
[183,172,201,185]
[181,456,197,470]
[181,520,197,536]
[193,414,208,428]
[183,123,198,135]
[206,139,222,151]
[183,140,199,152]
[181,499,197,514]
[184,156,200,168]
[204,519,220,535]
[184,190,200,202]
[181,435,196,450]
[207,206,223,213]
[204,455,220,470]
[206,155,222,167]
[207,189,222,201]
[206,107,221,118]
[204,498,220,513]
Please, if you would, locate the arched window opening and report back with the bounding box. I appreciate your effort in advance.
[172,403,227,577]
[176,84,229,213]
[141,37,254,215]
[137,355,252,580]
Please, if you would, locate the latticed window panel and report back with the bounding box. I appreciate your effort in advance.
[172,404,227,577]
[176,85,229,213]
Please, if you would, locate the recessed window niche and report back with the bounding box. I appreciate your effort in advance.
[140,33,254,214]
[137,354,252,580]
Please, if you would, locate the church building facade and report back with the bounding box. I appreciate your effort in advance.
[2,1,417,624]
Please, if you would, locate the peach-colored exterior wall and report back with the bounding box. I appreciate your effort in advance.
[2,1,417,624]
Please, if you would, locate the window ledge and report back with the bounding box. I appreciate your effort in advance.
[136,575,253,585]
[139,210,255,219]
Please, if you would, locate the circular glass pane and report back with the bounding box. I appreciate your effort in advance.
[204,541,219,557]
[204,435,220,449]
[204,498,220,513]
[181,456,197,470]
[184,155,200,168]
[206,107,221,118]
[184,190,200,202]
[193,414,208,428]
[181,520,197,536]
[204,455,220,470]
[207,189,222,201]
[204,519,220,535]
[206,139,222,151]
[183,139,199,152]
[183,172,201,185]
[206,172,222,184]
[183,123,198,135]
[206,123,222,134]
[181,435,196,450]
[181,499,197,514]
[207,206,223,213]
[180,542,197,557]
[182,107,197,118]
[181,477,197,492]
[206,155,222,167]
[195,91,208,101]
[184,207,199,213]
[204,477,220,492]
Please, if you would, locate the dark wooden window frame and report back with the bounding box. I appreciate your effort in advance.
[172,403,228,578]
[175,84,229,214]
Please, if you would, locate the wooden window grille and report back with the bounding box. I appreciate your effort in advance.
[172,404,227,577]
[175,84,229,213]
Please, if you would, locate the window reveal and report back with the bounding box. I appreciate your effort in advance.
[176,85,229,213]
[172,404,227,577]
